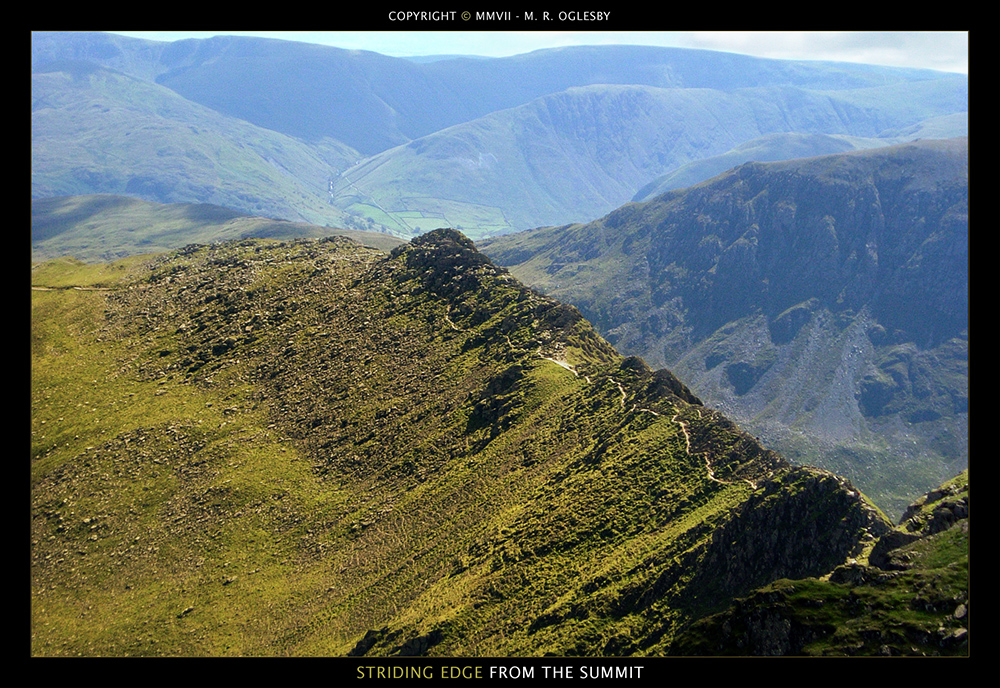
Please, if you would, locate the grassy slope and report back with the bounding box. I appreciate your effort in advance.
[32,64,358,229]
[31,195,405,263]
[31,233,889,657]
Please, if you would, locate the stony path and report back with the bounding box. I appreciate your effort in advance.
[537,352,757,489]
[31,286,114,291]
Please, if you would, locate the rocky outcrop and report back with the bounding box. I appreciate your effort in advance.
[670,471,969,656]
[684,468,891,606]
[868,471,969,570]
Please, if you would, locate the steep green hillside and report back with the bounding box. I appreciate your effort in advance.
[332,81,969,238]
[482,139,968,519]
[31,62,358,227]
[32,230,894,657]
[31,195,404,263]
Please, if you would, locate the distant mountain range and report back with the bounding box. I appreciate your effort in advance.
[482,138,968,519]
[32,32,968,240]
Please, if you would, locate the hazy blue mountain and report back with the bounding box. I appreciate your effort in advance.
[31,31,169,82]
[33,33,965,154]
[633,133,886,202]
[332,79,967,238]
[32,61,359,228]
[32,32,968,242]
[153,41,968,157]
[633,108,968,202]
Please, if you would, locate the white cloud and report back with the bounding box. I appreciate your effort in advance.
[682,31,968,73]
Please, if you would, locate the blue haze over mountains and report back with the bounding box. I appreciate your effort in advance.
[31,32,968,517]
[32,31,967,239]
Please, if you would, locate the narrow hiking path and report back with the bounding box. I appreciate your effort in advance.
[669,410,753,487]
[444,305,462,332]
[32,286,114,291]
[536,353,757,490]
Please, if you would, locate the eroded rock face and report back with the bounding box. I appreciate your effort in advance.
[899,477,970,534]
[686,468,891,604]
[869,472,970,570]
[669,471,969,656]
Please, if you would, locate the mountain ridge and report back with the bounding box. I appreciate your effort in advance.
[34,34,962,153]
[32,229,929,657]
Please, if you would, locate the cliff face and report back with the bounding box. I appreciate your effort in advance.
[670,471,969,656]
[484,138,969,519]
[638,138,968,346]
[686,468,890,604]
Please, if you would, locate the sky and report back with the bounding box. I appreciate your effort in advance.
[106,30,969,75]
